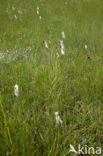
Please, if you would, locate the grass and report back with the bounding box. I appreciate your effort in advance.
[0,0,103,155]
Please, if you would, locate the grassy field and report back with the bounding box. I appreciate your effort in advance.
[0,0,103,155]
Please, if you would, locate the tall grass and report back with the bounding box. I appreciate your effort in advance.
[0,0,103,155]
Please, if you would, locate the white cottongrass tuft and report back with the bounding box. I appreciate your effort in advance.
[61,31,66,39]
[85,44,87,49]
[44,41,48,48]
[39,16,42,20]
[60,40,64,49]
[37,6,39,15]
[18,10,22,14]
[14,84,19,97]
[61,49,65,55]
[12,6,15,11]
[55,112,58,116]
[14,14,17,19]
[60,40,65,55]
[55,112,62,124]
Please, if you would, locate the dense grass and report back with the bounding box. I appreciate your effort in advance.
[0,0,103,155]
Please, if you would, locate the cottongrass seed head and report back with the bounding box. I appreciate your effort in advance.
[61,49,65,55]
[14,84,19,97]
[39,16,42,20]
[14,14,17,19]
[60,40,64,49]
[61,31,66,39]
[44,41,48,48]
[12,6,15,11]
[18,10,22,14]
[37,6,39,15]
[55,112,59,116]
[55,112,62,124]
[60,40,65,55]
[85,44,87,49]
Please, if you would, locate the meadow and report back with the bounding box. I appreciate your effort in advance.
[0,0,103,155]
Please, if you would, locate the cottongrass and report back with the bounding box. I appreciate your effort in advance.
[85,44,87,49]
[18,10,22,14]
[55,112,62,124]
[44,41,48,48]
[39,16,42,20]
[37,7,39,15]
[12,6,15,11]
[61,31,66,39]
[14,15,17,19]
[60,40,65,55]
[60,40,64,49]
[61,49,65,55]
[14,84,19,97]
